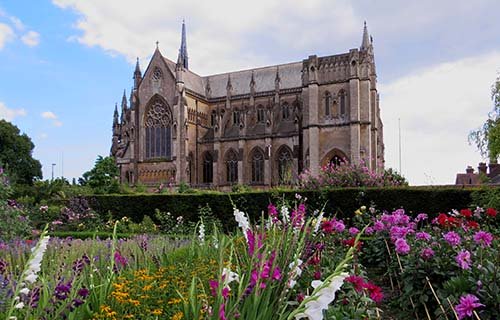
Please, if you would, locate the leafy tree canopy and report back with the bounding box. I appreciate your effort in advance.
[0,119,42,185]
[80,155,120,194]
[469,75,500,161]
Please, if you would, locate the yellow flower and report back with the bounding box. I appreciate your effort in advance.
[354,209,362,216]
[152,309,163,315]
[171,312,183,320]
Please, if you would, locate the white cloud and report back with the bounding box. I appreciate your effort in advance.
[52,0,361,74]
[41,111,58,119]
[380,51,500,185]
[0,101,26,121]
[9,16,25,31]
[39,133,48,140]
[0,23,14,49]
[21,30,40,47]
[41,111,63,127]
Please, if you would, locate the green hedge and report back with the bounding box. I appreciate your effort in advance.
[83,186,489,230]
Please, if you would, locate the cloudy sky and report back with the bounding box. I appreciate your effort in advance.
[0,0,499,185]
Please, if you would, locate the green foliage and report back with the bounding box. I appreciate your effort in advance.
[13,177,92,205]
[86,187,480,229]
[0,170,32,240]
[469,74,500,160]
[80,156,120,194]
[0,120,42,185]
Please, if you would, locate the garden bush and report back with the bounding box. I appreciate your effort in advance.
[85,186,486,229]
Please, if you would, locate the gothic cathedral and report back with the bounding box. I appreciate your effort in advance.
[111,22,384,188]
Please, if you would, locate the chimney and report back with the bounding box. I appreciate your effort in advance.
[466,166,474,174]
[478,162,487,174]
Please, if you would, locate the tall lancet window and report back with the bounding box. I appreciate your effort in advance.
[339,89,347,117]
[325,92,331,117]
[277,146,293,184]
[251,148,264,183]
[145,97,172,159]
[203,152,213,183]
[226,149,238,184]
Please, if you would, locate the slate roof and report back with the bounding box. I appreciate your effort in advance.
[163,57,303,99]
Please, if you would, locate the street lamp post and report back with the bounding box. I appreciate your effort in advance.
[51,163,56,181]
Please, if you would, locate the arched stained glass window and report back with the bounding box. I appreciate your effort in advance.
[277,146,293,184]
[226,149,238,183]
[339,90,347,117]
[145,97,172,159]
[203,152,213,183]
[325,92,331,117]
[251,148,264,183]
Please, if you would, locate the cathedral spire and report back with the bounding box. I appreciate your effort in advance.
[134,57,142,89]
[121,89,128,110]
[113,103,119,126]
[360,21,371,51]
[178,20,188,69]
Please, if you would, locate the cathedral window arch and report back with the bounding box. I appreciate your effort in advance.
[202,151,213,183]
[339,89,347,117]
[144,96,172,159]
[250,147,265,183]
[282,102,290,120]
[277,145,293,184]
[233,110,241,125]
[324,92,331,117]
[211,110,217,127]
[225,149,238,184]
[257,105,265,123]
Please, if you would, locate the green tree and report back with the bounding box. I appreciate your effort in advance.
[469,75,500,161]
[80,155,120,194]
[0,119,42,185]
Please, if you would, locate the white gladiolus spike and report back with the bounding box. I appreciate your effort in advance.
[222,267,239,289]
[313,210,324,235]
[294,272,348,320]
[233,208,250,240]
[23,235,50,284]
[198,221,205,243]
[281,206,290,224]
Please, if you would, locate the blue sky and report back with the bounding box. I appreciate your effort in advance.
[0,0,499,185]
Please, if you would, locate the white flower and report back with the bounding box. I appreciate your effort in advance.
[233,208,250,240]
[222,267,239,288]
[313,210,324,235]
[19,288,30,295]
[287,259,303,288]
[295,273,348,320]
[14,302,24,309]
[281,206,290,224]
[23,235,49,284]
[198,222,205,243]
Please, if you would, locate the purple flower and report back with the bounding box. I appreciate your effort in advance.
[394,238,410,255]
[349,227,360,236]
[373,220,385,232]
[416,231,431,241]
[77,287,89,298]
[0,258,7,275]
[456,250,472,270]
[332,219,345,233]
[443,231,461,247]
[114,251,128,269]
[54,280,72,300]
[455,294,484,319]
[420,248,435,260]
[415,213,428,222]
[473,231,493,248]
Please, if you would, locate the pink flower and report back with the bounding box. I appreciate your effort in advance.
[443,231,461,247]
[272,267,282,281]
[219,303,227,320]
[455,250,471,270]
[473,231,493,247]
[345,275,365,292]
[209,280,219,296]
[416,231,431,241]
[420,248,435,260]
[349,227,359,236]
[394,238,410,255]
[455,294,484,319]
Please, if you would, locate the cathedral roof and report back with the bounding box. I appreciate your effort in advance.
[163,57,302,99]
[204,62,302,98]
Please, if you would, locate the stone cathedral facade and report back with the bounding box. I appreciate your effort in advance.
[111,22,384,188]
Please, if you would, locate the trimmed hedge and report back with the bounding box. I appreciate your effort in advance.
[84,186,489,230]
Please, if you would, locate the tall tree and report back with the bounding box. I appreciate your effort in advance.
[469,75,500,161]
[80,155,120,194]
[0,120,42,185]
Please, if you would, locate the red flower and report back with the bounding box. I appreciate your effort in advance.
[460,209,472,218]
[343,238,363,250]
[486,208,497,217]
[466,220,480,229]
[364,282,384,303]
[346,275,365,292]
[321,220,334,234]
